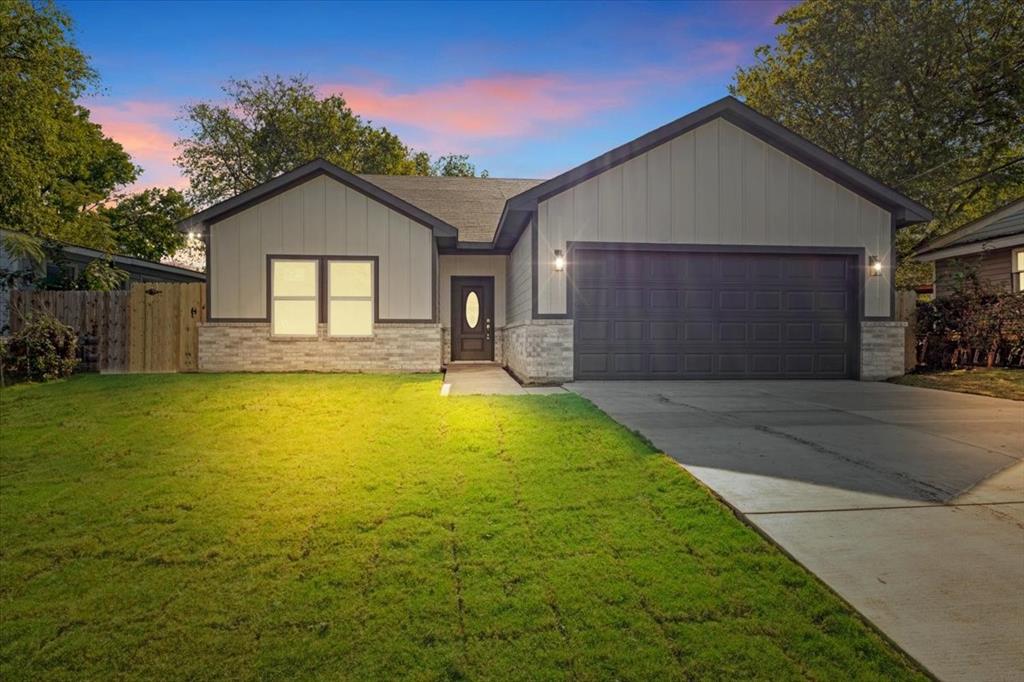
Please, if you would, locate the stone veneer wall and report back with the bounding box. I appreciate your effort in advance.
[441,328,504,366]
[860,320,906,381]
[199,322,442,373]
[503,320,574,384]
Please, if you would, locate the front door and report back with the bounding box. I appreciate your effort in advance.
[451,276,494,361]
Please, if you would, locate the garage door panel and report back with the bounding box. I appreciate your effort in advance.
[576,319,611,342]
[720,257,750,280]
[752,291,782,310]
[651,321,679,341]
[649,289,681,310]
[685,290,714,309]
[718,322,747,342]
[573,249,858,380]
[685,322,713,341]
[614,320,645,341]
[719,291,749,310]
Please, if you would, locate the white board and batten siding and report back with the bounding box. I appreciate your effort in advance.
[506,226,532,325]
[210,175,433,320]
[536,118,893,317]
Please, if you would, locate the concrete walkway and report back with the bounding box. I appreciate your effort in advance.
[569,380,1024,682]
[442,363,566,396]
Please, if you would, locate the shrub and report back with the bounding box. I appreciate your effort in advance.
[1,312,79,382]
[916,269,1024,369]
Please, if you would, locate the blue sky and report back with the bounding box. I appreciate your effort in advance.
[67,0,793,190]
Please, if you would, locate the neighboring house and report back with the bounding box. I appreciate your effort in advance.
[912,198,1024,297]
[180,96,931,382]
[0,230,205,331]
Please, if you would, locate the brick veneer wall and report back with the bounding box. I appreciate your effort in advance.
[198,322,442,373]
[860,320,906,380]
[503,320,573,384]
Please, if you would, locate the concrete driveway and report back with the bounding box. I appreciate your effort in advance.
[569,380,1024,682]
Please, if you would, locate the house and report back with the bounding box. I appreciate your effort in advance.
[179,96,932,382]
[0,230,205,332]
[912,198,1024,297]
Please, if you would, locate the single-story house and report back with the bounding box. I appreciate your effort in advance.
[180,96,932,382]
[912,198,1024,296]
[0,229,205,332]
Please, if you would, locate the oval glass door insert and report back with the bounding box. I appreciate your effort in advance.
[465,291,480,328]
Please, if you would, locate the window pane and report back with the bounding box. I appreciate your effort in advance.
[273,299,317,336]
[1016,251,1024,271]
[273,260,317,297]
[465,291,480,328]
[330,261,372,297]
[330,299,373,336]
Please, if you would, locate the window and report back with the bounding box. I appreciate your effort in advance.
[1014,248,1024,292]
[271,259,318,336]
[328,260,373,336]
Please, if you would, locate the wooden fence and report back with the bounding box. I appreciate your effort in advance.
[895,289,918,371]
[9,282,205,373]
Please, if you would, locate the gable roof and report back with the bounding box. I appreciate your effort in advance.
[913,197,1024,261]
[359,175,542,243]
[177,159,459,238]
[493,96,933,249]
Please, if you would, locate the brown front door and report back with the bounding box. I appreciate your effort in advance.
[451,276,494,361]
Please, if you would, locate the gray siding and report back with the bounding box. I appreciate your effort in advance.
[536,118,893,317]
[439,254,507,328]
[506,224,532,324]
[934,247,1016,296]
[209,175,433,320]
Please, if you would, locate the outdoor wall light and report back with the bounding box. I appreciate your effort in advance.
[869,256,883,277]
[554,249,565,272]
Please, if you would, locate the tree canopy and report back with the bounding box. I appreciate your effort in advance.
[0,0,138,248]
[101,187,191,262]
[731,0,1024,286]
[175,75,486,208]
[1,0,193,274]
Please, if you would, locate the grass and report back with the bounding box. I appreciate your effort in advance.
[891,367,1024,401]
[1,374,925,681]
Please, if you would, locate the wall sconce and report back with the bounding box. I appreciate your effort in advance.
[554,249,565,272]
[869,256,883,277]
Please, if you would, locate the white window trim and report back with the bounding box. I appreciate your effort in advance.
[327,259,375,338]
[1012,248,1024,293]
[270,258,319,338]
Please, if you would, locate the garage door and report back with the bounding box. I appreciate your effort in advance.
[572,249,859,380]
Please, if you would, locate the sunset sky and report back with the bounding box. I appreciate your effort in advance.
[67,0,794,191]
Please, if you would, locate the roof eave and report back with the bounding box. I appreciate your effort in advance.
[914,232,1024,262]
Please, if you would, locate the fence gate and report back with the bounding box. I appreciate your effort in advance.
[128,282,205,372]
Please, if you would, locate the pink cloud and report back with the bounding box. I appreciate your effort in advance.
[322,74,625,141]
[85,100,187,192]
[320,41,746,155]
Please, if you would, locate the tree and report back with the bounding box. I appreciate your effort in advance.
[431,154,489,178]
[0,0,138,247]
[101,188,190,261]
[731,0,1024,286]
[177,75,472,208]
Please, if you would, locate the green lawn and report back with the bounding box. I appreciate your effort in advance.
[1,374,924,681]
[891,367,1024,401]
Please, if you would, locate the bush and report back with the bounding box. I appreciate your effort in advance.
[1,313,79,382]
[916,270,1024,369]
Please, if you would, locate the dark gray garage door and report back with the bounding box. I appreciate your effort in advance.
[573,249,859,380]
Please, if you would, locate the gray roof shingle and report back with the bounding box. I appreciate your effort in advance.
[359,175,543,243]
